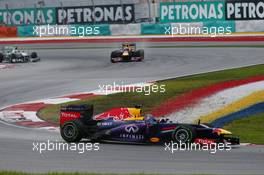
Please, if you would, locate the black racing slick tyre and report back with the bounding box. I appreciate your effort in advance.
[60,120,83,142]
[0,53,3,63]
[31,52,38,58]
[172,125,196,144]
[111,50,121,63]
[111,58,117,63]
[134,50,144,61]
[138,49,144,61]
[10,54,17,63]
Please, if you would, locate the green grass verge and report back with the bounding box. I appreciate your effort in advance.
[39,64,264,124]
[224,113,264,144]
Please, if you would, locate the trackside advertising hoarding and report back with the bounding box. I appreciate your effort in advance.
[160,1,225,23]
[0,4,134,26]
[0,8,56,26]
[226,0,264,20]
[56,4,134,25]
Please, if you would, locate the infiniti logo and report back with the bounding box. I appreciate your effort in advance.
[125,124,139,133]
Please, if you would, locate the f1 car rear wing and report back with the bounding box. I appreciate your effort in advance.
[60,105,93,126]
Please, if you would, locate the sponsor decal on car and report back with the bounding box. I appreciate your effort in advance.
[150,137,160,143]
[60,111,80,118]
[120,133,144,140]
[97,122,113,126]
[125,124,139,133]
[93,108,133,121]
[194,138,216,145]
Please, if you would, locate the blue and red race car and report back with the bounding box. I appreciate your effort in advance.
[110,43,144,63]
[59,105,239,145]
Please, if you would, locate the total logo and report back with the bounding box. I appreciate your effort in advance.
[61,112,79,118]
[125,124,139,133]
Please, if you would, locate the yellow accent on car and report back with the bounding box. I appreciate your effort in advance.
[214,128,232,135]
[128,108,141,117]
[124,108,144,121]
[150,137,160,143]
[125,117,145,121]
[218,129,232,135]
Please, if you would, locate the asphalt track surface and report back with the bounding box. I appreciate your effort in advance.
[0,42,264,174]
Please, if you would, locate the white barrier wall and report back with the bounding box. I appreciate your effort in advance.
[235,21,264,33]
[110,24,141,36]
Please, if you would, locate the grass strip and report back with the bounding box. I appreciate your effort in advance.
[224,112,264,144]
[39,64,264,124]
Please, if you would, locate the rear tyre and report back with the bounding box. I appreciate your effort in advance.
[61,120,83,142]
[31,52,38,58]
[0,53,3,63]
[172,125,196,144]
[138,49,144,61]
[134,50,144,61]
[23,56,29,63]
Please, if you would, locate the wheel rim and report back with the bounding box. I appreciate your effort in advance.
[175,128,189,143]
[63,124,76,138]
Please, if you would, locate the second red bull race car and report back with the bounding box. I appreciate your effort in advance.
[110,43,144,63]
[59,105,239,145]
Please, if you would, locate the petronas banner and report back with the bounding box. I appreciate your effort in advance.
[0,7,56,25]
[160,1,225,23]
[56,4,134,25]
[0,4,134,26]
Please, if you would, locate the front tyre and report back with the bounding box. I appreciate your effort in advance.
[172,125,196,144]
[111,50,121,63]
[111,58,117,63]
[61,120,83,142]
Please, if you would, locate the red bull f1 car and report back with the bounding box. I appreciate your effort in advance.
[111,43,144,63]
[60,105,239,145]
